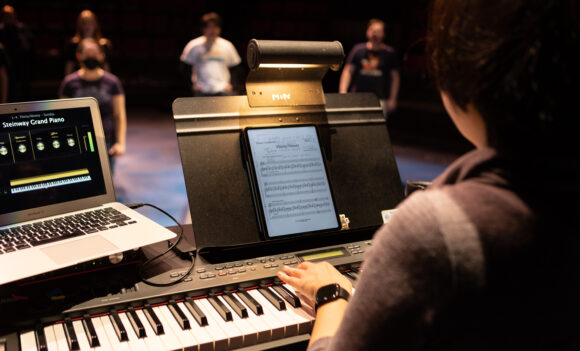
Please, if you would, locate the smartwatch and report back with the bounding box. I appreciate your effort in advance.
[315,283,351,312]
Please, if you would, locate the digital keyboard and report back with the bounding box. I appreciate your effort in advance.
[0,239,370,351]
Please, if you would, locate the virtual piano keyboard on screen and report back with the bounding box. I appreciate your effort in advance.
[0,239,369,351]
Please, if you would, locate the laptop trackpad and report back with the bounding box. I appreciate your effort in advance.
[41,236,119,265]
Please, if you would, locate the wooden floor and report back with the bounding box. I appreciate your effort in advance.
[113,106,465,227]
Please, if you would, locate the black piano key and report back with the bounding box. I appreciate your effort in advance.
[81,315,100,347]
[184,297,208,326]
[208,294,233,322]
[258,286,286,311]
[168,299,191,330]
[272,284,301,308]
[143,304,164,335]
[223,292,249,318]
[344,271,359,281]
[127,307,147,338]
[238,290,264,315]
[63,318,80,351]
[34,324,48,351]
[109,310,129,342]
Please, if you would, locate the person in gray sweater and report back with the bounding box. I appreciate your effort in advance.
[278,0,580,349]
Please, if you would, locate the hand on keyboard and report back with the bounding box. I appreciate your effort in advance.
[277,261,353,309]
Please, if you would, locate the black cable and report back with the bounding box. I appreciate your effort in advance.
[126,203,196,287]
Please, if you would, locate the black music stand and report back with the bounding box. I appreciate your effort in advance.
[172,40,404,261]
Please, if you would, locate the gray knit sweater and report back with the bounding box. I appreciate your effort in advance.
[309,148,580,350]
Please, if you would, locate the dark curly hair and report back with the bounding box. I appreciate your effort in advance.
[427,0,578,156]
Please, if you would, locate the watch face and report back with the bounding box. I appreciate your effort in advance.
[316,284,340,304]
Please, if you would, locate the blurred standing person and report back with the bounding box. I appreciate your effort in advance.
[59,38,126,174]
[180,12,241,96]
[64,9,112,76]
[0,5,34,102]
[339,18,400,117]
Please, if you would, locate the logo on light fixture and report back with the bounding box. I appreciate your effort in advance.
[272,93,291,101]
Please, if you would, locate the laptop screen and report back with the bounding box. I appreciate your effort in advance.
[0,106,107,216]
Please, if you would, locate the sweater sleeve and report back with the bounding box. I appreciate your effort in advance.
[306,189,470,350]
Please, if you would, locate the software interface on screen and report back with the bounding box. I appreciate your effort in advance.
[246,125,339,238]
[0,107,106,215]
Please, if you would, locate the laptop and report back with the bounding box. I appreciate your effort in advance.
[0,97,176,285]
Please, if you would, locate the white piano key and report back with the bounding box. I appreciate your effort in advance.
[118,312,151,351]
[52,324,70,351]
[71,320,93,351]
[134,309,168,351]
[234,291,276,343]
[176,301,215,351]
[91,317,115,351]
[269,286,314,334]
[42,325,59,351]
[216,295,258,346]
[98,316,132,351]
[182,299,228,351]
[151,306,184,351]
[157,305,200,351]
[283,284,316,316]
[239,290,286,341]
[19,330,37,351]
[197,298,244,349]
[249,289,299,337]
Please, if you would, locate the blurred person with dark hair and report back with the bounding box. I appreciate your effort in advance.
[339,18,400,117]
[180,12,241,96]
[279,1,580,350]
[59,38,126,174]
[64,9,112,76]
[0,4,34,102]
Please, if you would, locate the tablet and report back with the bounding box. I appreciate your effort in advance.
[242,124,340,239]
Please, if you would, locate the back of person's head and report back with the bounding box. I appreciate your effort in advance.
[74,9,102,42]
[427,0,578,157]
[200,12,222,29]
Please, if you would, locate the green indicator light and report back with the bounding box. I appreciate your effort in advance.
[88,132,94,152]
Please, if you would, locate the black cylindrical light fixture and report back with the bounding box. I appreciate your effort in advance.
[247,39,345,71]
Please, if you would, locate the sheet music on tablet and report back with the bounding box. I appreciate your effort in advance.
[244,125,340,238]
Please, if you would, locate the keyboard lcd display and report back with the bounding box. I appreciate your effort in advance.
[244,125,340,239]
[298,248,347,262]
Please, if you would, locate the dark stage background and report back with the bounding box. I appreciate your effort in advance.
[2,0,471,154]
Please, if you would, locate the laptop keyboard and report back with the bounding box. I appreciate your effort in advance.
[0,207,137,254]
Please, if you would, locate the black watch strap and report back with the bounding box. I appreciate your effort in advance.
[315,283,351,312]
